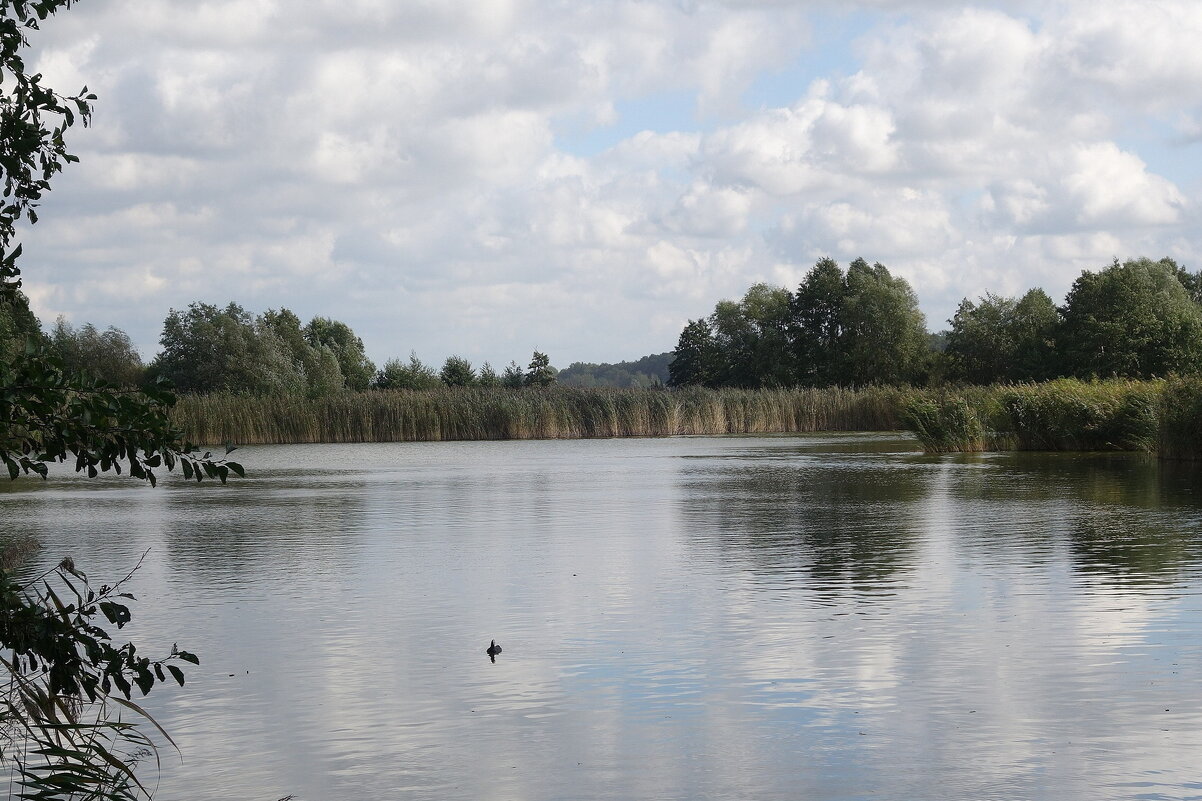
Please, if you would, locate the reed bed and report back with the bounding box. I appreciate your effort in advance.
[169,385,910,445]
[1158,376,1202,460]
[904,379,1163,454]
[170,379,1202,457]
[999,379,1160,452]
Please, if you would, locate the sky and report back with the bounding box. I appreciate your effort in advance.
[16,0,1202,370]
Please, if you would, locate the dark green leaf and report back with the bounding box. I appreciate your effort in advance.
[167,664,185,686]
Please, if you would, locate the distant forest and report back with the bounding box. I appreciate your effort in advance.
[557,353,672,388]
[3,255,1200,397]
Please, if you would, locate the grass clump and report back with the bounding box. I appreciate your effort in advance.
[901,392,992,453]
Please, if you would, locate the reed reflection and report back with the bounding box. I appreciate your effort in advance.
[158,470,373,580]
[939,451,1202,584]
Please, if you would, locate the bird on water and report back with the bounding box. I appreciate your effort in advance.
[486,640,502,662]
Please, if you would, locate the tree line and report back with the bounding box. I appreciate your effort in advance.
[669,256,1202,388]
[0,297,560,395]
[7,255,1201,399]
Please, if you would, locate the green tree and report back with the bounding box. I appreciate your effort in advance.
[1059,257,1202,378]
[1010,288,1060,381]
[707,284,792,388]
[48,317,145,387]
[439,355,477,386]
[374,351,440,390]
[944,288,1059,385]
[262,308,343,398]
[150,302,305,395]
[668,319,721,387]
[501,360,524,389]
[789,258,846,386]
[740,283,793,387]
[945,293,1017,384]
[838,258,928,385]
[477,361,500,387]
[1,3,237,796]
[558,353,672,388]
[1165,258,1202,305]
[303,316,376,391]
[524,351,556,387]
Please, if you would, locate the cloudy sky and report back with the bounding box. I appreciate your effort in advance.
[18,0,1202,369]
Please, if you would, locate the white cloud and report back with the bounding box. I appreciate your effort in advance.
[11,0,1202,365]
[981,179,1049,229]
[800,188,955,258]
[1061,142,1185,228]
[663,183,754,237]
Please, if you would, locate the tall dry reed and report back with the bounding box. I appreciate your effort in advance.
[170,385,909,445]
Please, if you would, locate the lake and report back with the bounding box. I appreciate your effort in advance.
[3,434,1202,800]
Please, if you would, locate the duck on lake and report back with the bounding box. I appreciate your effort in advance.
[486,640,502,662]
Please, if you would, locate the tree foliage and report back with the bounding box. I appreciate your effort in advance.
[48,316,144,388]
[303,316,376,392]
[151,303,350,397]
[262,308,343,398]
[671,254,1202,389]
[1,346,243,484]
[710,284,793,388]
[670,258,928,389]
[374,351,440,390]
[501,361,524,389]
[476,361,500,388]
[152,302,289,394]
[0,0,94,276]
[0,284,41,362]
[1059,257,1202,379]
[439,355,476,387]
[945,289,1058,384]
[668,320,721,388]
[789,257,845,386]
[837,258,928,386]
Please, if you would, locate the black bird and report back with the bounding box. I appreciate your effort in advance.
[486,640,502,662]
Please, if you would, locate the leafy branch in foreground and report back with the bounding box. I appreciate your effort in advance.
[1,0,241,486]
[1,554,199,800]
[1,0,96,294]
[0,340,244,486]
[2,3,240,798]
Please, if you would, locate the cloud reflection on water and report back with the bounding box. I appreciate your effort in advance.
[1,435,1200,799]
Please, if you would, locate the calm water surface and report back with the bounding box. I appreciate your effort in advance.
[3,434,1202,800]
